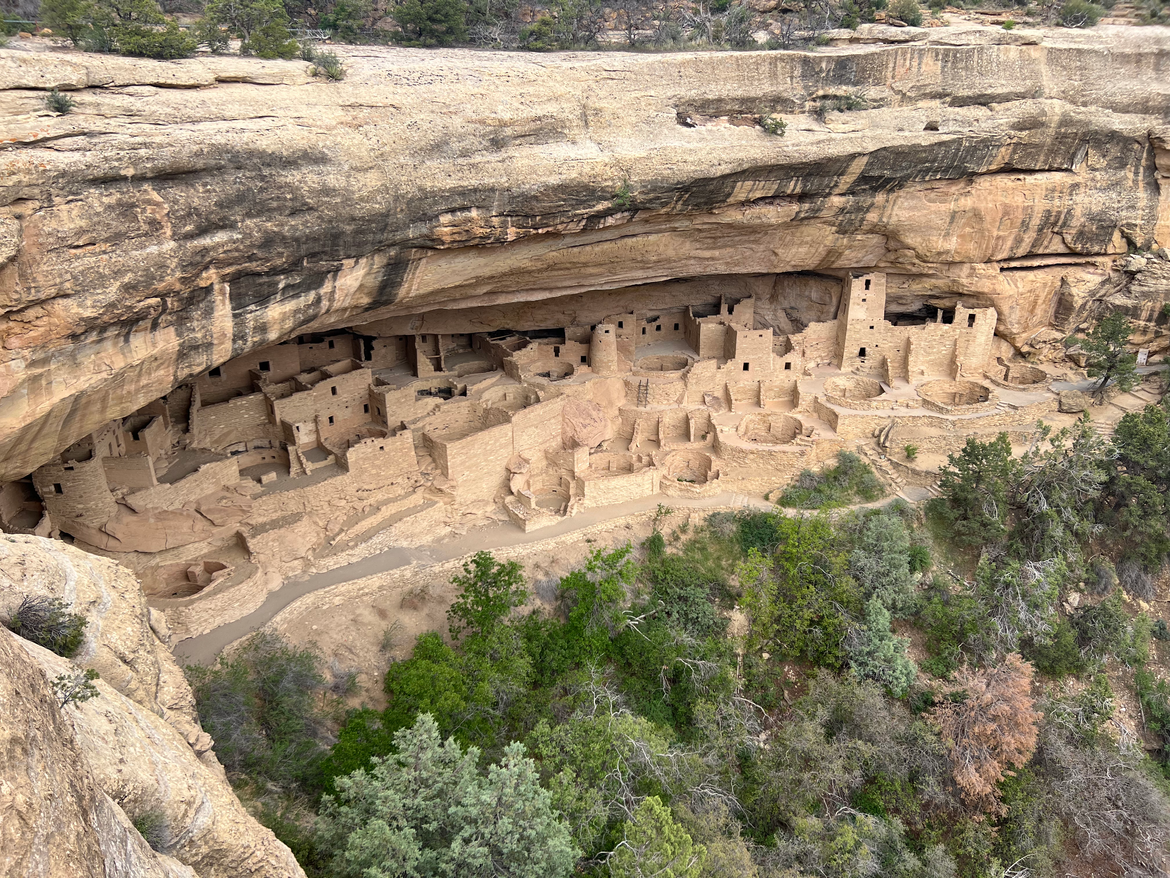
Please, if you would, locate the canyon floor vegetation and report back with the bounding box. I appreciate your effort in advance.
[187,398,1170,878]
[13,0,1148,63]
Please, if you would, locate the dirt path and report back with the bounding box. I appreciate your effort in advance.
[172,490,775,665]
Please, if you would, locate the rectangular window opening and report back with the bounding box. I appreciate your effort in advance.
[968,314,976,328]
[208,366,222,378]
[656,325,662,332]
[618,321,624,329]
[554,346,560,357]
[53,483,62,494]
[641,328,646,336]
[130,430,141,441]
[742,362,750,371]
[581,355,588,364]
[328,340,335,349]
[259,360,270,372]
[674,323,680,331]
[859,347,867,358]
[864,279,871,290]
[784,362,792,370]
[331,386,338,396]
[363,403,370,414]
[328,416,335,425]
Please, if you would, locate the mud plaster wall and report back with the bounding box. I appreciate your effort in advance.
[272,368,372,443]
[625,374,687,406]
[438,421,513,501]
[31,456,117,523]
[298,335,358,371]
[123,459,239,513]
[726,328,774,376]
[578,467,660,508]
[788,321,839,366]
[101,455,157,491]
[122,417,168,459]
[512,397,567,460]
[342,430,418,484]
[196,343,302,404]
[193,393,276,451]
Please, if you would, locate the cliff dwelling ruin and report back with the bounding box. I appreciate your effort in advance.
[1,269,1087,602]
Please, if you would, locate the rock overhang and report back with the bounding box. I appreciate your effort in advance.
[1,33,1169,481]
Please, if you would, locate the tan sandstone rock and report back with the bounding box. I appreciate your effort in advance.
[0,34,1169,482]
[0,535,306,878]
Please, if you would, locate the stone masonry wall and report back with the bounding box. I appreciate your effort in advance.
[123,459,239,514]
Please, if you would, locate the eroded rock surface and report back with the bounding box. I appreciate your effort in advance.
[0,534,305,878]
[1,33,1169,481]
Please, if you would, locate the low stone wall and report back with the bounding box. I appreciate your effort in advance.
[123,458,240,514]
[577,467,660,508]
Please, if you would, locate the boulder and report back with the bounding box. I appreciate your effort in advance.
[1058,389,1092,412]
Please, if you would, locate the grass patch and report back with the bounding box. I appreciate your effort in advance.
[776,451,884,509]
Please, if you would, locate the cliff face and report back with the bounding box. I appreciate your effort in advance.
[1,29,1170,481]
[0,534,306,878]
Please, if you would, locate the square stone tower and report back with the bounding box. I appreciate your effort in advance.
[836,272,887,369]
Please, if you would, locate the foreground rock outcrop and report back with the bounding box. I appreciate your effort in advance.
[0,534,306,878]
[1,29,1169,481]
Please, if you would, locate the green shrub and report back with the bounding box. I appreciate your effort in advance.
[1024,618,1085,677]
[818,93,869,114]
[889,0,923,24]
[908,544,931,574]
[132,809,170,852]
[1002,17,1016,27]
[519,14,556,49]
[904,444,918,460]
[5,595,87,658]
[1071,592,1151,667]
[846,597,917,697]
[52,668,100,707]
[916,581,995,677]
[186,631,331,791]
[243,18,299,58]
[778,451,884,509]
[309,49,346,79]
[114,21,197,58]
[45,89,76,114]
[760,114,786,136]
[1058,0,1104,26]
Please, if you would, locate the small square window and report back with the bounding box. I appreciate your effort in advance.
[618,321,624,329]
[869,326,874,330]
[331,386,338,396]
[420,335,427,342]
[53,483,63,494]
[674,323,680,331]
[655,325,661,332]
[208,366,222,378]
[743,363,750,371]
[328,416,335,425]
[784,362,792,371]
[259,360,270,372]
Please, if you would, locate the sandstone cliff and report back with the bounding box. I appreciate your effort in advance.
[0,534,306,878]
[1,29,1169,480]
